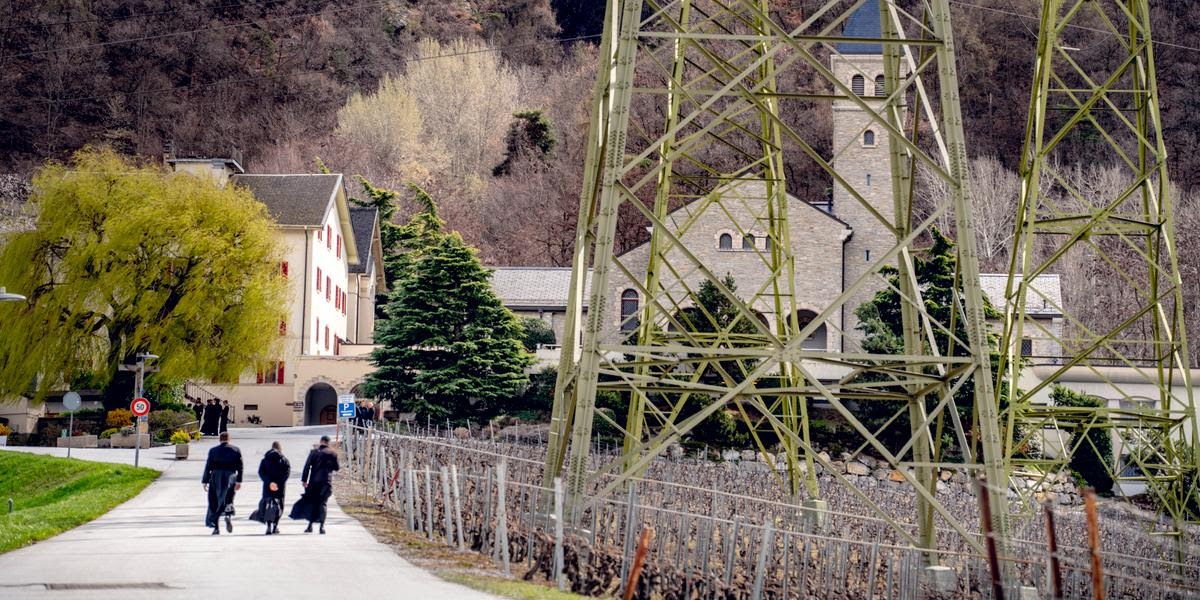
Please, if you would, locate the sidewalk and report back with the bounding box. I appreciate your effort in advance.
[0,426,500,599]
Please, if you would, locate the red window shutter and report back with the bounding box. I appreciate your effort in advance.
[343,292,348,315]
[281,261,289,278]
[324,326,330,350]
[326,277,331,301]
[334,287,340,309]
[277,362,285,384]
[256,369,263,384]
[316,268,322,291]
[315,317,320,342]
[317,227,322,241]
[337,235,342,258]
[327,226,332,249]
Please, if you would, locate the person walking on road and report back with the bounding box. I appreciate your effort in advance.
[202,431,243,535]
[289,435,339,534]
[250,441,290,535]
[219,400,231,433]
[201,398,219,436]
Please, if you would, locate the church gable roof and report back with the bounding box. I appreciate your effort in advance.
[836,0,883,55]
[230,174,342,227]
[490,267,591,310]
[979,273,1063,317]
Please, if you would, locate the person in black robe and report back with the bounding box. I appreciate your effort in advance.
[201,431,243,535]
[201,399,219,436]
[192,401,203,425]
[289,435,340,534]
[219,400,231,433]
[250,441,290,535]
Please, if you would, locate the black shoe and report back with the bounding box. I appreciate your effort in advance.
[212,527,220,535]
[319,525,326,535]
[265,527,273,535]
[225,515,233,533]
[304,523,313,533]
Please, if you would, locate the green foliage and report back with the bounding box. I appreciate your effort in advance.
[1051,386,1114,494]
[519,317,556,352]
[850,228,1000,457]
[99,428,118,440]
[106,409,133,429]
[0,452,158,553]
[493,110,557,176]
[169,430,191,445]
[0,148,288,407]
[513,366,557,413]
[147,410,192,434]
[363,217,533,420]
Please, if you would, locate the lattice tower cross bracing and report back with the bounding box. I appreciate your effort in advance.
[544,0,1008,561]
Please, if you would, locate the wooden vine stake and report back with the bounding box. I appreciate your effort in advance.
[623,525,655,600]
[1083,487,1104,600]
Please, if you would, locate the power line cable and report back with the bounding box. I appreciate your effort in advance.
[948,0,1200,53]
[32,32,603,104]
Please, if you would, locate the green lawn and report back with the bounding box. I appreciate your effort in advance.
[0,452,159,553]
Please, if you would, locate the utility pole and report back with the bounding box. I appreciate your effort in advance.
[134,353,158,468]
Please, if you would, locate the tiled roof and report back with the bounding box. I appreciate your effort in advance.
[490,267,591,309]
[979,273,1063,317]
[347,207,377,274]
[229,174,341,227]
[836,0,882,55]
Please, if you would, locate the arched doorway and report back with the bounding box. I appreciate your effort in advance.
[794,310,828,351]
[305,383,338,426]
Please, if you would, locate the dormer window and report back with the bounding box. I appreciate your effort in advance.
[718,233,733,250]
[874,75,885,96]
[863,130,876,147]
[742,234,756,250]
[851,74,865,96]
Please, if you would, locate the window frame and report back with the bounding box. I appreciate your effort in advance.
[851,74,865,96]
[863,129,876,147]
[742,234,756,250]
[718,233,733,250]
[619,289,640,332]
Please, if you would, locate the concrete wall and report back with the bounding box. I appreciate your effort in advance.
[291,355,379,426]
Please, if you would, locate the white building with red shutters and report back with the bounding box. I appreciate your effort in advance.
[167,158,386,426]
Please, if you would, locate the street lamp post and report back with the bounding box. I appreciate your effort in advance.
[0,287,25,302]
[133,352,159,467]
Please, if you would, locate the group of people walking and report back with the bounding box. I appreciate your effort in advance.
[192,398,230,436]
[201,432,340,536]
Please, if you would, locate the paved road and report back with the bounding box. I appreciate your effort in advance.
[0,426,499,600]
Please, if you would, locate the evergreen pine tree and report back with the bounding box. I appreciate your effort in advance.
[362,232,532,419]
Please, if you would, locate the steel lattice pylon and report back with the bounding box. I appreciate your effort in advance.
[544,0,1007,557]
[999,0,1198,547]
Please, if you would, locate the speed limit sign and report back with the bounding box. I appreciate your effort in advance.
[130,397,151,416]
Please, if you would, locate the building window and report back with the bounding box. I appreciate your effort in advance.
[620,289,639,332]
[865,249,871,261]
[718,233,733,250]
[742,234,755,250]
[317,228,322,242]
[765,236,773,252]
[336,235,342,259]
[316,268,322,291]
[280,261,289,278]
[279,320,287,336]
[335,286,341,310]
[244,404,259,411]
[324,326,330,350]
[335,337,342,356]
[325,277,331,301]
[1021,338,1033,358]
[342,291,348,315]
[315,317,320,342]
[257,362,285,384]
[326,225,332,249]
[863,130,876,147]
[851,74,865,96]
[866,173,872,187]
[874,75,885,96]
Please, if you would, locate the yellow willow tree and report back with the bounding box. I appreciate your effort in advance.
[0,148,289,408]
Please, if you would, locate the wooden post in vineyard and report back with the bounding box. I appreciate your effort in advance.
[1083,488,1104,600]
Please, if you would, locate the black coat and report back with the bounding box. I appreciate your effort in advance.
[202,442,243,527]
[301,445,339,487]
[257,448,290,499]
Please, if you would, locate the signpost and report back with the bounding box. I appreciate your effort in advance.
[63,391,81,459]
[131,396,150,467]
[336,394,355,442]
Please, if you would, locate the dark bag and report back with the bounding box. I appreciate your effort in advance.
[250,497,281,523]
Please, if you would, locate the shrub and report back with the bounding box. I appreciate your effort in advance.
[1052,386,1114,494]
[519,317,556,352]
[169,430,191,445]
[191,431,202,441]
[148,410,192,433]
[0,423,11,436]
[514,367,557,413]
[100,428,119,439]
[106,409,133,428]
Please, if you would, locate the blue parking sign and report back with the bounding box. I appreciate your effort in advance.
[337,394,356,418]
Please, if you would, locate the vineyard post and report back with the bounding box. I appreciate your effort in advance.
[751,521,774,600]
[440,466,453,545]
[554,477,565,590]
[451,464,465,551]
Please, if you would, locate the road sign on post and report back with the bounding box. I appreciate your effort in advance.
[131,397,150,467]
[131,397,150,416]
[337,395,356,418]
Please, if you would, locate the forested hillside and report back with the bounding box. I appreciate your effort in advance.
[3,1,1199,353]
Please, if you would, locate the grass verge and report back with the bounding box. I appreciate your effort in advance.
[0,452,159,553]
